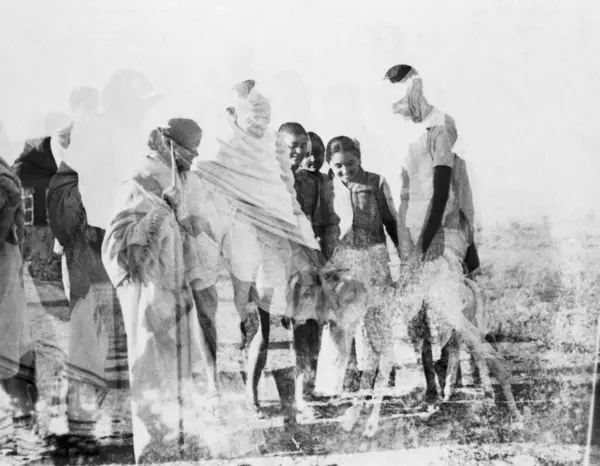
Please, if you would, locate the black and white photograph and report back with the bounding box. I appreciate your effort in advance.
[0,1,598,465]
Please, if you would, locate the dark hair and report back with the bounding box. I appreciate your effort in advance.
[384,64,417,83]
[325,136,361,163]
[166,118,203,152]
[308,131,325,154]
[278,122,307,137]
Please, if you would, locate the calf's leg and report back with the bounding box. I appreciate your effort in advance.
[364,356,395,438]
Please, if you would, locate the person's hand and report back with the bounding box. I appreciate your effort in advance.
[162,186,181,211]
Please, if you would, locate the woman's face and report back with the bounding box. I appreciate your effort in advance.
[329,150,360,184]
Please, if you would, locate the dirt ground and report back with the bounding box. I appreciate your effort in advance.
[4,221,598,466]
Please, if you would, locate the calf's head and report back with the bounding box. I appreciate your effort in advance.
[286,267,368,328]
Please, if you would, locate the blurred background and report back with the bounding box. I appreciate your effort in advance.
[0,0,598,229]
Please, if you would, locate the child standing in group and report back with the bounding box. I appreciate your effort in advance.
[298,132,338,258]
[278,123,340,417]
[313,136,399,397]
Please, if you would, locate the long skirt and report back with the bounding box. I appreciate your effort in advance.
[0,242,37,440]
[116,280,263,462]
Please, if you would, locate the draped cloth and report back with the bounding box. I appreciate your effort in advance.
[0,156,30,380]
[188,112,320,310]
[0,156,37,442]
[102,150,263,462]
[46,157,129,439]
[192,113,319,251]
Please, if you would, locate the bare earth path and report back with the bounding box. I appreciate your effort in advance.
[4,221,598,466]
[1,265,592,466]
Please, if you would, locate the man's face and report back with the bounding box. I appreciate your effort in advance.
[239,111,271,138]
[235,94,271,139]
[282,132,309,172]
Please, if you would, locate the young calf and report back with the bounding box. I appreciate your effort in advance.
[341,276,523,438]
[286,266,368,414]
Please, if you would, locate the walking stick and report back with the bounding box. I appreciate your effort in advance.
[170,140,185,460]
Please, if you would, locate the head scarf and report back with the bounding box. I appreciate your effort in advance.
[147,120,201,172]
[229,80,272,138]
[385,65,433,124]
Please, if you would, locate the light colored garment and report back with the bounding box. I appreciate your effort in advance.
[62,114,116,229]
[400,107,460,245]
[186,174,292,294]
[191,113,319,251]
[0,156,36,441]
[64,115,146,230]
[0,157,29,380]
[102,154,229,462]
[0,243,30,381]
[187,111,320,297]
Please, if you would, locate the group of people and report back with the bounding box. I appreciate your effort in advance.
[0,63,482,463]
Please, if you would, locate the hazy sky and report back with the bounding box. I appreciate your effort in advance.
[0,0,598,227]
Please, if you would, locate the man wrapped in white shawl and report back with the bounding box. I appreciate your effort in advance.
[187,80,321,429]
[102,118,241,463]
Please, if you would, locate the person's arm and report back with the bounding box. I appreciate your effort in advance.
[0,177,20,246]
[0,196,14,245]
[377,176,399,251]
[419,125,454,257]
